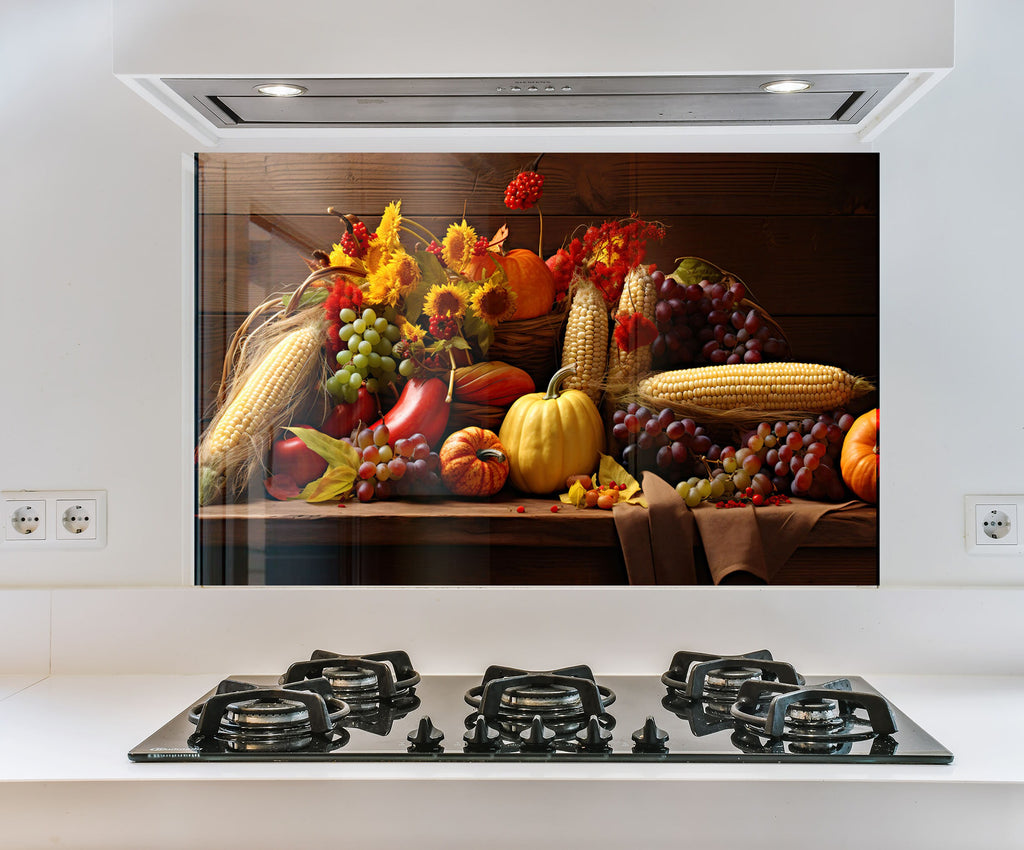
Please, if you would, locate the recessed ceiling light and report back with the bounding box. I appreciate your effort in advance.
[255,83,307,97]
[760,80,813,94]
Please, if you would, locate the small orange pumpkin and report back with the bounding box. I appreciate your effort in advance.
[840,408,879,503]
[462,249,556,320]
[439,427,510,497]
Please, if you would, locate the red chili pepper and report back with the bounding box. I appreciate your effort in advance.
[371,377,450,448]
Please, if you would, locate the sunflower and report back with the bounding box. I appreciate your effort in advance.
[441,219,477,273]
[397,316,427,344]
[363,237,389,275]
[365,251,422,307]
[469,281,517,325]
[423,282,470,319]
[375,200,402,253]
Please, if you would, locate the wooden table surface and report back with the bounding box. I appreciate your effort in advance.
[197,495,877,586]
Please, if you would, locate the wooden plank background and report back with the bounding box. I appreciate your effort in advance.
[196,152,879,420]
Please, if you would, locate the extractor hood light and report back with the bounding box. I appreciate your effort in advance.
[760,80,813,93]
[255,83,307,97]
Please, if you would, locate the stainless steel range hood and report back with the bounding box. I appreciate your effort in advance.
[113,0,954,144]
[163,74,906,130]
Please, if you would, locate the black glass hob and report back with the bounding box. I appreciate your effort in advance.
[128,649,954,764]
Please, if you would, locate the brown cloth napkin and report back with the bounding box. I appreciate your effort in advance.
[612,473,697,584]
[613,472,860,585]
[691,496,860,584]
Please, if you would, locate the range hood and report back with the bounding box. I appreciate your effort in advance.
[113,0,953,144]
[162,74,907,130]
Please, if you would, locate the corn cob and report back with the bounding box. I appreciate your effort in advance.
[607,265,657,387]
[560,275,609,403]
[638,362,873,412]
[198,319,323,504]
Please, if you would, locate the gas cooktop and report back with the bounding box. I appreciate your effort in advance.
[128,649,953,764]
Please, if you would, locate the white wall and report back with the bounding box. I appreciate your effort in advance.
[0,0,1021,588]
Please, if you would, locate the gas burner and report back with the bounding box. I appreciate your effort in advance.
[280,650,421,711]
[730,677,898,745]
[465,665,616,737]
[187,677,350,753]
[661,649,804,709]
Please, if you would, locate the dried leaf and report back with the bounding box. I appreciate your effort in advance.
[298,465,357,502]
[286,426,361,470]
[559,481,590,507]
[670,257,724,287]
[598,454,647,507]
[488,224,509,252]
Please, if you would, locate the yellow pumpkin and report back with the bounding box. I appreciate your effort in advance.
[840,408,879,503]
[439,427,510,497]
[498,366,605,494]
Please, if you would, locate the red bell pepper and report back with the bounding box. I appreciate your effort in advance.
[322,387,379,438]
[371,377,450,448]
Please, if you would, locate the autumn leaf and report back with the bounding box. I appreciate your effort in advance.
[488,224,509,252]
[286,426,361,470]
[598,454,647,507]
[559,480,591,507]
[298,465,357,503]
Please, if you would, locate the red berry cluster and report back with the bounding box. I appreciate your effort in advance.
[428,315,459,341]
[323,278,364,359]
[504,171,544,210]
[715,490,792,509]
[556,216,666,305]
[472,236,491,257]
[340,221,375,259]
[613,311,659,354]
[426,240,443,259]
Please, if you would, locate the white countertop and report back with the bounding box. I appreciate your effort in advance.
[1,672,1022,848]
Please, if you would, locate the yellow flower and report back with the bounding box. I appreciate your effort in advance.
[375,201,402,253]
[424,282,470,319]
[365,251,422,307]
[363,238,389,274]
[397,316,427,344]
[327,244,364,272]
[469,280,518,325]
[441,220,477,273]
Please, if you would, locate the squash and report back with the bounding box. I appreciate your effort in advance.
[840,408,879,503]
[463,249,556,320]
[439,427,510,497]
[498,366,605,494]
[452,361,535,406]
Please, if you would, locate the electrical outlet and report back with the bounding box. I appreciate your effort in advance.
[56,499,98,540]
[4,499,46,541]
[0,490,106,549]
[965,495,1024,555]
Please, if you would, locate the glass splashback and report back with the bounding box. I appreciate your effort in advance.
[195,153,878,586]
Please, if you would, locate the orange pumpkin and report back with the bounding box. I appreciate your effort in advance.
[463,249,556,320]
[439,427,510,497]
[840,408,879,503]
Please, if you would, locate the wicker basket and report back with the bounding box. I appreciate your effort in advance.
[487,301,569,390]
[446,402,508,435]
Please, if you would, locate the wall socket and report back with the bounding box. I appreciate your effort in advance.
[964,495,1024,556]
[2,490,107,549]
